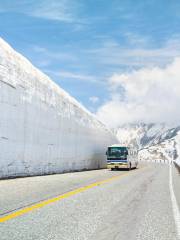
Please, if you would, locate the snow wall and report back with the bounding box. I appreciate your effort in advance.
[0,38,117,178]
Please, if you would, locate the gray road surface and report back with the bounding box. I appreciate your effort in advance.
[0,163,180,240]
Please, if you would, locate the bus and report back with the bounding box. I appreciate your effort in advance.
[106,144,138,170]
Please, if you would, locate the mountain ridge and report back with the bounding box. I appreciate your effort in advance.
[114,123,180,165]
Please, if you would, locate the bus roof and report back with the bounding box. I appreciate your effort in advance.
[108,144,137,149]
[108,144,128,148]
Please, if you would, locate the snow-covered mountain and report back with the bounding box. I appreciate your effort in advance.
[114,123,180,166]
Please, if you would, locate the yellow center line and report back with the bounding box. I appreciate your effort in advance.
[0,167,147,223]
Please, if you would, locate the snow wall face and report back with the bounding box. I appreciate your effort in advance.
[0,39,117,178]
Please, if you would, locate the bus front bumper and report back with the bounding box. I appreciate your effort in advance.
[107,163,129,169]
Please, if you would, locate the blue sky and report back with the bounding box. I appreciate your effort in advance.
[1,0,180,121]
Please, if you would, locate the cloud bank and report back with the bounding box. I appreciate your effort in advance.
[96,58,180,127]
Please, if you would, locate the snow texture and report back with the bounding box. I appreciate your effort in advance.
[0,38,117,178]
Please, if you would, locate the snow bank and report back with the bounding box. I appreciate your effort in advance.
[174,132,180,167]
[0,38,117,178]
[176,159,180,167]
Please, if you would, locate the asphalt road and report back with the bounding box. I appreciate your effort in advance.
[0,163,180,240]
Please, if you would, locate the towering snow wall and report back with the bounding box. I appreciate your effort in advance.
[0,38,117,178]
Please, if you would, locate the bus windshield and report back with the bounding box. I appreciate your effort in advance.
[108,147,128,158]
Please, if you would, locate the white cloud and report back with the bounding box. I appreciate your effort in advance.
[96,58,180,127]
[30,46,100,83]
[36,59,51,68]
[54,71,95,81]
[89,96,99,104]
[86,36,180,68]
[32,0,78,22]
[44,69,99,83]
[123,32,151,47]
[32,46,77,62]
[0,0,82,23]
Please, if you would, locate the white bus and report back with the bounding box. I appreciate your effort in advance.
[106,144,138,170]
